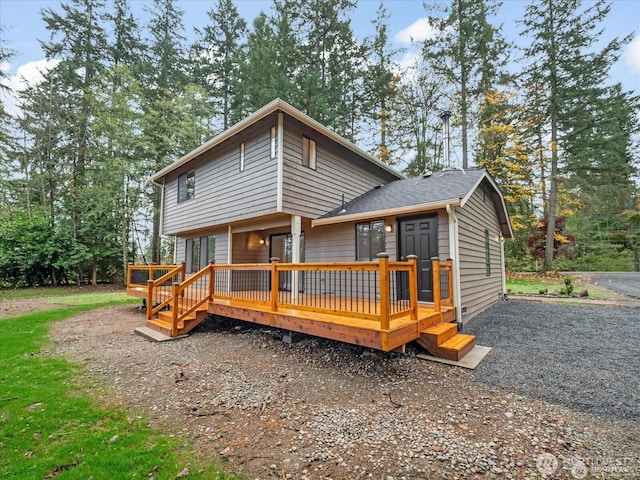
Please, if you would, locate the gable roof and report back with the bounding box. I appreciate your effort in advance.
[151,98,404,183]
[313,168,513,238]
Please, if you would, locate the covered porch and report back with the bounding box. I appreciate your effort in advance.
[126,256,459,353]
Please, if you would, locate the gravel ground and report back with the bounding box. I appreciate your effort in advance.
[465,300,640,421]
[42,304,640,480]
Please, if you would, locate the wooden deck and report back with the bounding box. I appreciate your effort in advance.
[126,258,473,357]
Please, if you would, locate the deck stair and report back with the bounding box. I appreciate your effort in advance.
[147,303,209,337]
[416,322,475,361]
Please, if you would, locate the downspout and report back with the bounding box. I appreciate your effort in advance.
[446,204,463,331]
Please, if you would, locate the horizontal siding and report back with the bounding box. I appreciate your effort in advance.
[456,185,504,322]
[163,127,278,235]
[281,120,393,218]
[306,224,357,262]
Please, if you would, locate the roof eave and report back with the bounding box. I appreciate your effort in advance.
[311,199,462,227]
[151,98,404,182]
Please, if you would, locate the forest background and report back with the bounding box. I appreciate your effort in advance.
[0,0,638,287]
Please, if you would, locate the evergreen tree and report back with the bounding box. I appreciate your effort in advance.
[362,2,400,164]
[422,0,506,169]
[142,0,188,264]
[521,0,634,270]
[192,0,247,130]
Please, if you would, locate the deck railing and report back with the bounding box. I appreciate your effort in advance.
[130,255,454,337]
[127,264,184,288]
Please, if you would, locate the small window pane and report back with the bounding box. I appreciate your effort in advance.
[356,223,370,261]
[178,170,195,203]
[485,229,491,276]
[207,235,216,263]
[270,126,277,159]
[191,238,200,274]
[302,136,317,169]
[309,139,317,169]
[240,142,245,172]
[370,221,385,258]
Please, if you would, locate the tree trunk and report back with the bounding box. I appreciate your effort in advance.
[544,109,558,271]
[151,183,161,264]
[92,259,98,286]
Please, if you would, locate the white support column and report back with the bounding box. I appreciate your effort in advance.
[500,234,506,299]
[446,204,463,328]
[291,215,301,301]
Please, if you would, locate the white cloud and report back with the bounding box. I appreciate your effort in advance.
[394,17,438,44]
[397,51,422,72]
[624,36,640,75]
[0,58,60,116]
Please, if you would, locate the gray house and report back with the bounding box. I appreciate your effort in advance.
[130,99,511,357]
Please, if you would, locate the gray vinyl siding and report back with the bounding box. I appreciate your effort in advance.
[281,121,394,218]
[162,127,278,235]
[456,185,504,322]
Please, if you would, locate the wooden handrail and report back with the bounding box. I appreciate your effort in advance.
[134,257,452,337]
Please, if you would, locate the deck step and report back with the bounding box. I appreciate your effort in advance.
[416,322,476,362]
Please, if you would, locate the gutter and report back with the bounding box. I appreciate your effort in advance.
[312,199,462,228]
[446,204,463,330]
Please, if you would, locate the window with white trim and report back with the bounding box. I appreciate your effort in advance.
[270,126,277,159]
[356,220,385,261]
[485,229,491,276]
[177,170,195,203]
[239,142,245,172]
[185,235,215,274]
[302,136,317,169]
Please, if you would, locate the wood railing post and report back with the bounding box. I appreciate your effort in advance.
[447,258,454,306]
[171,282,180,337]
[270,257,280,313]
[208,262,215,301]
[146,279,154,321]
[406,255,418,320]
[432,257,441,312]
[377,253,390,331]
[180,262,187,282]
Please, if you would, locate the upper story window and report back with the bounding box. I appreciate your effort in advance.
[356,220,385,261]
[178,170,195,203]
[270,126,277,159]
[302,136,317,170]
[239,142,245,172]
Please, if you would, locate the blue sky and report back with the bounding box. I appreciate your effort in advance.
[1,0,639,112]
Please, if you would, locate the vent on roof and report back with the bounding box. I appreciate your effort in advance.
[422,169,433,178]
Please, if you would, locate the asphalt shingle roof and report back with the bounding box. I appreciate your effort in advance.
[321,168,487,219]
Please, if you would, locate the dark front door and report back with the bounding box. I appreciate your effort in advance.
[399,215,438,302]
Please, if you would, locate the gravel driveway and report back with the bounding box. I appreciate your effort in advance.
[465,300,640,421]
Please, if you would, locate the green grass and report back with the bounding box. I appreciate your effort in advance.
[0,285,126,301]
[0,303,235,480]
[506,274,618,299]
[45,291,137,306]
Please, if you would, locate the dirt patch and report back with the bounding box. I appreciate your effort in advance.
[0,298,59,318]
[46,305,640,480]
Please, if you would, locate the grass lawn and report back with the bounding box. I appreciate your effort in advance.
[0,299,234,479]
[506,274,618,299]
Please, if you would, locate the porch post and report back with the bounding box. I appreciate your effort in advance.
[290,215,302,302]
[432,256,441,312]
[377,253,390,331]
[208,262,215,301]
[406,255,418,320]
[270,257,280,314]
